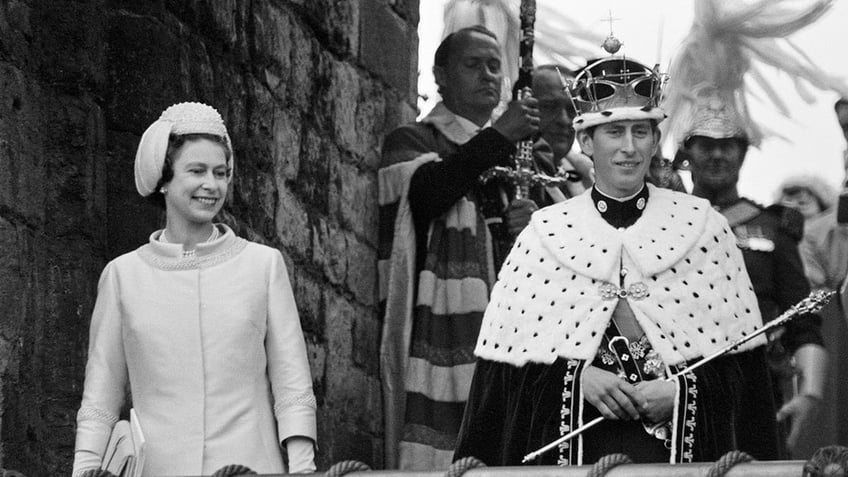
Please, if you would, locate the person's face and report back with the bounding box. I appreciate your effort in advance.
[686,136,745,193]
[532,69,575,158]
[780,188,822,220]
[837,104,848,143]
[434,31,502,117]
[163,138,229,228]
[577,119,658,197]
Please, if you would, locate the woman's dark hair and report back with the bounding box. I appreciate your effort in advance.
[145,133,231,210]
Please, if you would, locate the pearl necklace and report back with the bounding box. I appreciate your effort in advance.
[160,226,220,258]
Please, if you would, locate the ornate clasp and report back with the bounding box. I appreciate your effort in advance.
[599,282,648,300]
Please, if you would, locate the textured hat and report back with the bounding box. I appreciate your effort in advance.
[569,57,667,132]
[134,102,234,196]
[682,90,748,142]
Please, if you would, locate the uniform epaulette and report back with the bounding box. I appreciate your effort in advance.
[764,203,804,242]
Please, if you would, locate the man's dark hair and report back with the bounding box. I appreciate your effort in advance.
[835,98,848,113]
[433,25,498,69]
[583,119,660,139]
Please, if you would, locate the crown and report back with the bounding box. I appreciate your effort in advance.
[568,57,667,131]
[159,102,228,137]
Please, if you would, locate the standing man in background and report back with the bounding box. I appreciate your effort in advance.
[797,97,848,453]
[377,25,539,469]
[531,64,594,201]
[683,98,827,457]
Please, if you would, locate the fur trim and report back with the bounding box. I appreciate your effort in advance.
[475,185,765,366]
[573,106,666,132]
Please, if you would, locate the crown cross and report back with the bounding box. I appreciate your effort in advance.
[601,10,620,35]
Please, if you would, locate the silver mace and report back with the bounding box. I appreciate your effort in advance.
[521,289,835,464]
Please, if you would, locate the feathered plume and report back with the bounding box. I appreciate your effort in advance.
[662,0,848,147]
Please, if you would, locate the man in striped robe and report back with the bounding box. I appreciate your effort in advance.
[378,25,540,469]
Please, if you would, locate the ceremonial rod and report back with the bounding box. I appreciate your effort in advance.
[522,289,834,464]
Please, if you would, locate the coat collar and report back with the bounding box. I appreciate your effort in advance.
[530,185,712,280]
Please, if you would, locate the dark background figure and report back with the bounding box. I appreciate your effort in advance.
[683,101,827,458]
[377,25,539,469]
[795,97,848,456]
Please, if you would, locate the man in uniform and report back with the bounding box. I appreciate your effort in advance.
[683,98,827,456]
[377,25,539,469]
[454,56,777,466]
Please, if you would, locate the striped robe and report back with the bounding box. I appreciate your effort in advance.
[378,103,511,469]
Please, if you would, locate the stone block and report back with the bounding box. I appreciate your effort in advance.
[40,96,108,238]
[0,0,34,66]
[29,1,107,91]
[353,76,387,161]
[0,64,46,225]
[302,0,360,58]
[251,1,293,99]
[351,311,380,377]
[273,107,302,182]
[105,131,161,259]
[359,0,417,100]
[104,11,190,133]
[295,125,333,214]
[275,186,311,260]
[312,217,347,286]
[326,59,361,155]
[292,267,326,339]
[334,162,378,244]
[0,217,24,340]
[391,0,420,25]
[345,233,377,307]
[287,20,319,111]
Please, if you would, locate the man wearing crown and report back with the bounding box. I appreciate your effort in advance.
[682,94,826,458]
[453,57,779,466]
[377,25,541,469]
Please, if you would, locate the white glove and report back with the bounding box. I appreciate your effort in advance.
[72,450,102,477]
[285,436,316,474]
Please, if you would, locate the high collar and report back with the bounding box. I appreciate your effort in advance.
[138,223,247,270]
[591,184,650,229]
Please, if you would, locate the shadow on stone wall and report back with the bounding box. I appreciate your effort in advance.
[0,0,419,474]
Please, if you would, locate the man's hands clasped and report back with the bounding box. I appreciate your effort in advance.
[581,365,676,424]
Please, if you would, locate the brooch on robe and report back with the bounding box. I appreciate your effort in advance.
[599,282,649,300]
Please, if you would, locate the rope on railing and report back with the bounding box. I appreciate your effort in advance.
[444,456,486,477]
[587,453,632,477]
[1,469,28,477]
[211,464,257,476]
[325,460,372,477]
[803,445,848,477]
[706,450,754,477]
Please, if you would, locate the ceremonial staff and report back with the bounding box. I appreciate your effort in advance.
[521,290,835,463]
[479,0,577,198]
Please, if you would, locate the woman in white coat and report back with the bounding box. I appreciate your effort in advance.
[72,102,317,476]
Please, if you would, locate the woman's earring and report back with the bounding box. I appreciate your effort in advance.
[160,187,167,194]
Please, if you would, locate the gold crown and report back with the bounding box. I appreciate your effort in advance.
[568,57,667,131]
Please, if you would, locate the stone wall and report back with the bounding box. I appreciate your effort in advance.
[0,0,419,474]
